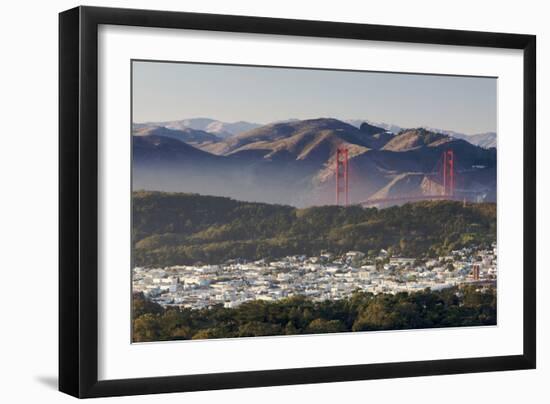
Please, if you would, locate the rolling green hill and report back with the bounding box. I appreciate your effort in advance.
[133,191,496,267]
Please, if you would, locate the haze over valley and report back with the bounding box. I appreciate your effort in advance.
[132,117,496,208]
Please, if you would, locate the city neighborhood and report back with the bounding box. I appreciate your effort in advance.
[133,243,497,310]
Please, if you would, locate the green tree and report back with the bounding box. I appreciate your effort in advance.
[306,318,347,334]
[352,300,395,331]
[133,313,161,342]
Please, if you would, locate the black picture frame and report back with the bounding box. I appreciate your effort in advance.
[59,5,536,398]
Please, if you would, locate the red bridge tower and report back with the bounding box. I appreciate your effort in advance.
[442,149,455,197]
[335,147,349,206]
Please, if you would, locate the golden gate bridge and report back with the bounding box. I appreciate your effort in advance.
[335,148,475,207]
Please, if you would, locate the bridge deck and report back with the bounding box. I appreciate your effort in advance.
[359,194,458,206]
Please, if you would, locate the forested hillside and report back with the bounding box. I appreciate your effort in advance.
[133,191,496,266]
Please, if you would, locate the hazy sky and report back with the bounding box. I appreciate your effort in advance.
[132,60,497,135]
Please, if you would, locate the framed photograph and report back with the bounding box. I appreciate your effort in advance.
[59,6,536,398]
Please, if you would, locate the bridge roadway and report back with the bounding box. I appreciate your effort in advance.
[358,194,459,206]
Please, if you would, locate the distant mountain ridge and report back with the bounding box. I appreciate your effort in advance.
[135,117,496,149]
[209,118,387,161]
[382,128,449,152]
[345,119,403,134]
[133,125,222,146]
[345,120,496,149]
[134,118,261,139]
[133,117,496,207]
[452,132,496,149]
[133,134,221,162]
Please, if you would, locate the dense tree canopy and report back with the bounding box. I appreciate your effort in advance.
[132,286,497,342]
[133,191,496,266]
